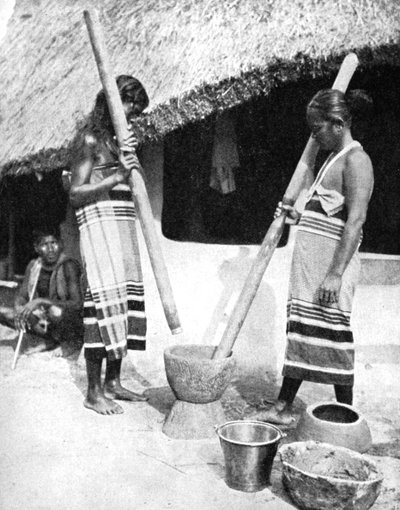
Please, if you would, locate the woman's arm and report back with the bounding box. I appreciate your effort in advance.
[319,150,374,304]
[69,134,126,208]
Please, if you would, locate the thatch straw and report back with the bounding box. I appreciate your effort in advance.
[0,0,399,175]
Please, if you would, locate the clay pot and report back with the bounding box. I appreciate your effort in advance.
[295,402,372,453]
[164,344,236,403]
[279,441,383,510]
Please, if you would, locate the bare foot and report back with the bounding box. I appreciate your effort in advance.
[51,346,63,358]
[104,381,148,402]
[248,408,295,426]
[56,344,82,359]
[84,393,124,415]
[248,401,296,426]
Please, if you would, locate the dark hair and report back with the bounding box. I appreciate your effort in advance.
[72,75,149,163]
[116,75,149,111]
[32,226,60,245]
[307,89,373,126]
[91,75,149,138]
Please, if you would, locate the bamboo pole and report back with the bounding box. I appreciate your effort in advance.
[212,53,359,360]
[83,9,181,334]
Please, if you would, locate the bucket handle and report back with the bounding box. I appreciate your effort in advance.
[215,423,287,439]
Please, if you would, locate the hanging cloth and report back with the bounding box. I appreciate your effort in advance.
[209,112,239,195]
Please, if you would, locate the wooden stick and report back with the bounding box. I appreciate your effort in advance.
[12,261,42,370]
[7,191,16,280]
[284,53,359,203]
[212,53,359,360]
[83,9,182,334]
[11,332,25,371]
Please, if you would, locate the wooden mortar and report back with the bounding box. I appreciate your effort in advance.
[163,345,236,439]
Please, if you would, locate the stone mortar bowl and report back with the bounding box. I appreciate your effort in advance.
[164,344,236,403]
[279,441,383,510]
[295,402,372,453]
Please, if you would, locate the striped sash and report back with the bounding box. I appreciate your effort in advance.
[282,145,364,385]
[77,162,146,360]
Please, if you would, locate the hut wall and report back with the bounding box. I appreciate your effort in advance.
[57,141,288,374]
[3,64,400,375]
[139,141,289,375]
[76,139,398,377]
[6,135,399,377]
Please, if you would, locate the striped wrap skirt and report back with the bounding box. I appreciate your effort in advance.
[283,197,360,386]
[76,187,146,361]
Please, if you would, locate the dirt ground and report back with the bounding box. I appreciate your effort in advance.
[0,318,399,510]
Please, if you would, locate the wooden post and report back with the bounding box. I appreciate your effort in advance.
[7,194,16,280]
[212,53,359,360]
[83,9,181,334]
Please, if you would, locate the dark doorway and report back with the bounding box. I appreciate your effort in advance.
[0,170,68,275]
[162,66,400,255]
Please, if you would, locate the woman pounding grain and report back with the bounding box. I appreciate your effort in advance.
[251,89,374,425]
[70,75,149,415]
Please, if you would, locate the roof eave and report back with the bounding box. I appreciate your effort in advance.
[2,43,399,178]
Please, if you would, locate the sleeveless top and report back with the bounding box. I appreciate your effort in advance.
[305,140,362,217]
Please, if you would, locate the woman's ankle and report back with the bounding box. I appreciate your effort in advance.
[275,400,290,413]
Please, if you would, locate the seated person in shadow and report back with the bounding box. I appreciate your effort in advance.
[0,226,83,357]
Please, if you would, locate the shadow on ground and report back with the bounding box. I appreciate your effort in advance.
[144,385,176,416]
[142,374,306,507]
[369,437,400,459]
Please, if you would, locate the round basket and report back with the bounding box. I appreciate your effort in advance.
[279,441,383,510]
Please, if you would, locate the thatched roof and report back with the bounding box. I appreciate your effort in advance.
[1,0,400,176]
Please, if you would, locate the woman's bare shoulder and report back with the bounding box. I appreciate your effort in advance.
[82,131,99,150]
[346,147,373,173]
[72,130,102,163]
[344,147,374,193]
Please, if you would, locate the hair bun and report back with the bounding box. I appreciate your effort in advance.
[346,89,373,120]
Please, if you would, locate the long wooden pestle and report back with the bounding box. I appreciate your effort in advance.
[212,53,359,360]
[83,9,181,334]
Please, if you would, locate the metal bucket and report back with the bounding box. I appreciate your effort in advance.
[216,420,284,492]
